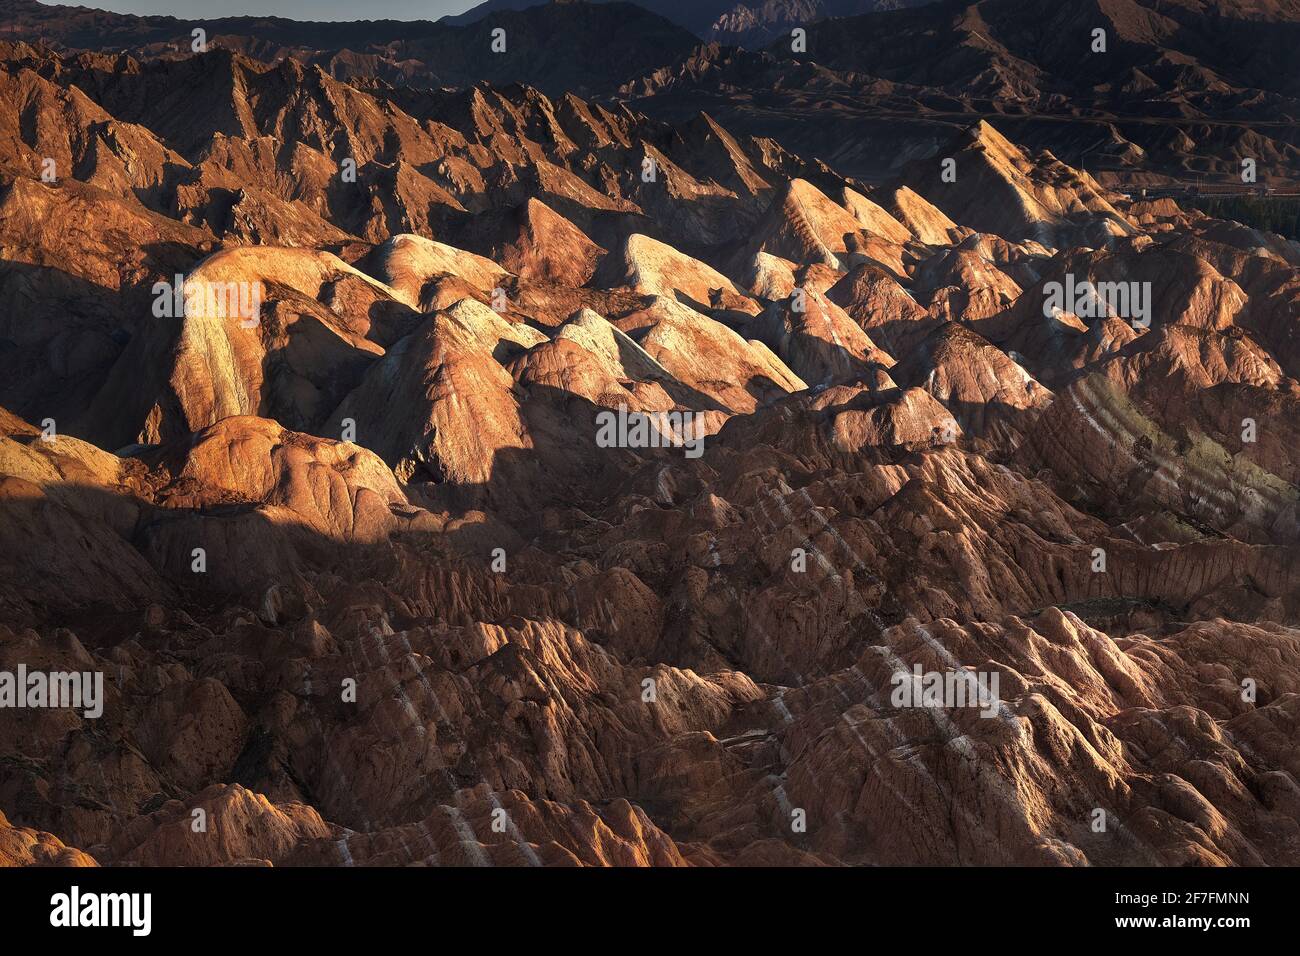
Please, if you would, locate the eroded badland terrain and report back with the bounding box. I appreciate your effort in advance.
[1,0,1299,867]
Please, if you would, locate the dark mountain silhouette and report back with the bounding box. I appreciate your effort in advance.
[446,0,936,45]
[0,0,701,94]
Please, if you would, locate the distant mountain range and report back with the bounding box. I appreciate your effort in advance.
[0,0,934,56]
[444,0,936,45]
[0,0,702,94]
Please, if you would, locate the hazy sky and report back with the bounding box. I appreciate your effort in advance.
[45,1,483,20]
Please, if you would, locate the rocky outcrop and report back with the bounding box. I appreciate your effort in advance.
[0,810,97,867]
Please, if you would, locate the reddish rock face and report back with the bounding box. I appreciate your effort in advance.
[1,26,1299,872]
